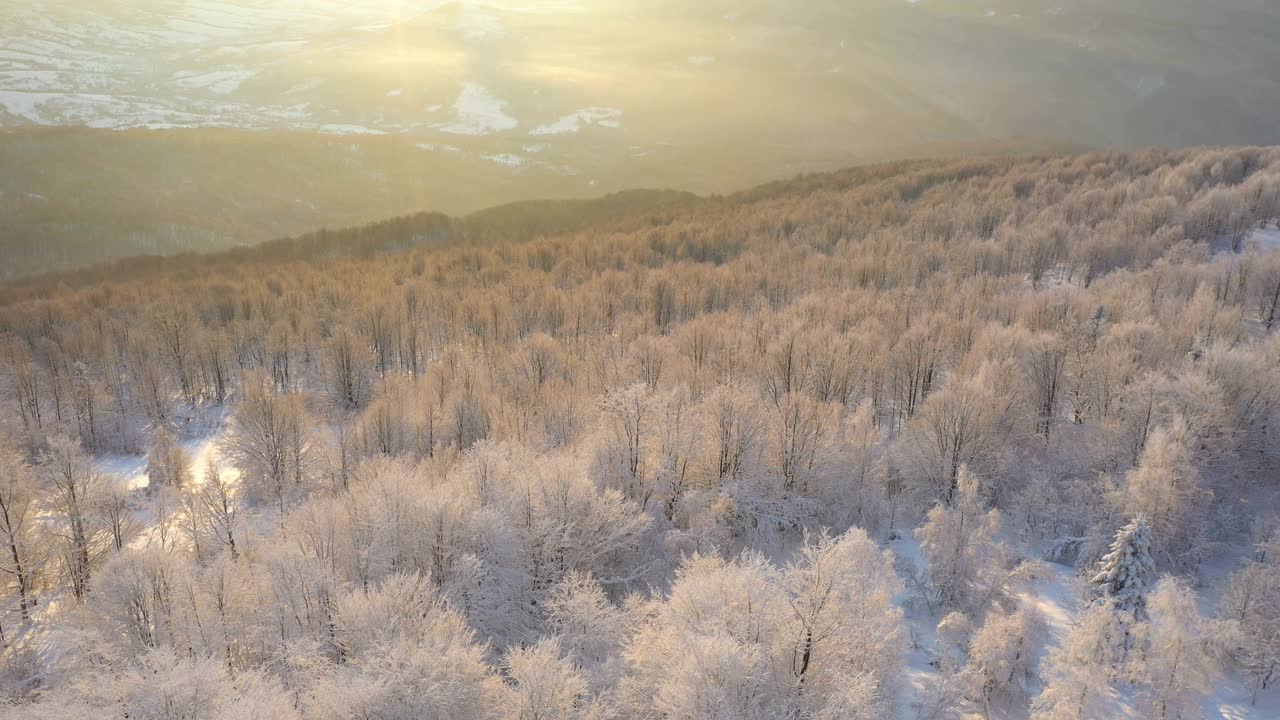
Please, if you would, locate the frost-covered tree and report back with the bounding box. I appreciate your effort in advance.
[1218,530,1280,701]
[963,606,1045,718]
[767,391,833,495]
[1123,420,1210,569]
[1024,334,1068,440]
[811,668,888,720]
[898,365,1012,505]
[1,339,42,442]
[197,456,239,559]
[97,482,138,553]
[153,304,197,406]
[646,630,777,720]
[89,547,195,654]
[936,611,975,665]
[545,571,626,691]
[1090,515,1156,624]
[702,382,761,486]
[306,573,504,720]
[10,647,298,720]
[597,383,653,508]
[835,400,881,530]
[918,467,1032,613]
[617,553,782,719]
[781,529,905,702]
[619,529,904,720]
[322,325,374,410]
[222,374,318,514]
[503,638,611,720]
[146,427,190,490]
[40,435,103,602]
[1030,601,1123,720]
[0,445,41,627]
[1131,578,1222,720]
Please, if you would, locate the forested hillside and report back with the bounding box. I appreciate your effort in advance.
[0,187,703,302]
[2,147,1280,718]
[0,127,721,282]
[0,126,1060,283]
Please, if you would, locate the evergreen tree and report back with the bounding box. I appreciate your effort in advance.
[1090,516,1156,622]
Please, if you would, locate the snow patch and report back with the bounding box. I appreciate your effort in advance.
[318,123,386,135]
[529,106,622,135]
[483,153,525,167]
[95,411,240,493]
[1212,226,1280,256]
[1247,227,1280,252]
[416,142,464,154]
[0,91,209,127]
[0,91,50,121]
[173,69,257,95]
[437,82,517,135]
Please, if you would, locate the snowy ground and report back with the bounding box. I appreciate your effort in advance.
[1247,227,1280,253]
[1211,226,1280,256]
[95,408,238,492]
[0,0,626,138]
[93,406,240,550]
[529,107,624,136]
[437,82,519,135]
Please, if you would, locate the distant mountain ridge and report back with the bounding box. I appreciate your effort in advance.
[0,187,706,300]
[0,127,1073,283]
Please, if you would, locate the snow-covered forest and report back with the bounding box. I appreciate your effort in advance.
[2,147,1280,719]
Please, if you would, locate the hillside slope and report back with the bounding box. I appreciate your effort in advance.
[2,146,1280,719]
